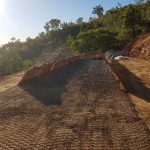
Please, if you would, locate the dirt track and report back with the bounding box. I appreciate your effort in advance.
[0,72,23,92]
[0,59,149,149]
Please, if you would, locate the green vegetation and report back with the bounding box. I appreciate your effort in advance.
[92,5,104,18]
[67,29,118,53]
[67,1,150,53]
[0,1,150,76]
[0,49,22,76]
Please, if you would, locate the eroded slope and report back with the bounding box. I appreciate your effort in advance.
[0,59,149,149]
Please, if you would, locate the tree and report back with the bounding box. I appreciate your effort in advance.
[22,59,33,70]
[89,17,94,22]
[92,5,104,18]
[123,5,142,39]
[60,22,68,29]
[49,19,61,30]
[38,32,45,38]
[10,37,16,42]
[44,19,61,32]
[77,17,83,23]
[68,28,118,53]
[0,49,22,76]
[117,2,122,8]
[68,22,75,26]
[134,0,145,4]
[44,22,50,33]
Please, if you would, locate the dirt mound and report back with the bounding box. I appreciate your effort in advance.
[123,33,150,57]
[19,53,101,84]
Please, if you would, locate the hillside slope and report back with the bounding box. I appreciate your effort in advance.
[112,58,150,128]
[0,58,149,149]
[123,33,150,57]
[112,33,150,129]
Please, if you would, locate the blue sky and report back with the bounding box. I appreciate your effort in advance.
[0,0,134,45]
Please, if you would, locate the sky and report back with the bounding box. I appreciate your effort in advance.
[0,0,134,45]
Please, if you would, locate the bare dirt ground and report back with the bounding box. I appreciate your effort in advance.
[123,33,150,57]
[112,58,150,130]
[0,59,150,149]
[0,72,24,92]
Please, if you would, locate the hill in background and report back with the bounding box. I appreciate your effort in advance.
[0,1,150,76]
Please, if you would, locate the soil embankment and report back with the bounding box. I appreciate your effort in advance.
[19,53,101,84]
[123,33,150,57]
[112,58,150,129]
[0,58,149,149]
[111,33,150,129]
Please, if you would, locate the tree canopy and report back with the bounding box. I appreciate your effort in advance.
[92,5,104,18]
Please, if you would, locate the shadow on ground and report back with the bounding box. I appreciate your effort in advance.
[113,62,150,102]
[20,59,86,106]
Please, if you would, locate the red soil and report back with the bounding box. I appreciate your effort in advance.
[123,33,150,57]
